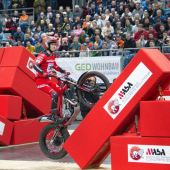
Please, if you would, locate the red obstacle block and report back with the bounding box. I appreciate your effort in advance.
[0,46,35,80]
[140,101,170,137]
[64,49,170,169]
[0,67,50,117]
[11,118,49,145]
[0,48,4,64]
[0,95,22,120]
[0,115,13,145]
[111,136,170,170]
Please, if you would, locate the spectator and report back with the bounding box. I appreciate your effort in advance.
[115,34,124,48]
[12,10,20,25]
[85,36,93,49]
[19,10,29,32]
[132,2,143,18]
[64,24,72,36]
[84,22,95,38]
[101,41,110,56]
[157,24,166,40]
[59,37,69,52]
[165,17,170,31]
[70,36,81,57]
[146,25,158,39]
[163,37,170,53]
[123,19,133,35]
[33,0,46,20]
[73,5,82,18]
[26,40,35,54]
[91,42,101,56]
[94,14,102,28]
[148,40,156,48]
[136,33,147,48]
[4,17,17,35]
[79,30,87,44]
[24,33,34,46]
[82,15,91,29]
[18,0,27,8]
[34,25,43,36]
[79,43,89,57]
[145,32,160,47]
[13,26,25,42]
[34,41,44,54]
[132,19,140,34]
[36,12,46,26]
[0,0,3,10]
[94,35,103,49]
[134,24,147,41]
[73,23,83,37]
[102,20,114,37]
[9,0,20,9]
[124,33,136,48]
[153,9,166,24]
[65,6,73,20]
[46,23,55,36]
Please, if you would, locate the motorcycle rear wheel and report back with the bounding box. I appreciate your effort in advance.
[77,71,110,109]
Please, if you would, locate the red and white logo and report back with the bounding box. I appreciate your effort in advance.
[130,146,144,160]
[107,98,120,114]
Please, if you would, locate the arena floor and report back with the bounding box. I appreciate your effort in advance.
[0,121,111,170]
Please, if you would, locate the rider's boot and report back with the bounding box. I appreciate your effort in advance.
[47,109,63,122]
[40,109,63,123]
[39,92,63,123]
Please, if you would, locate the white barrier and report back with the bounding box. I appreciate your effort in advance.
[57,56,123,83]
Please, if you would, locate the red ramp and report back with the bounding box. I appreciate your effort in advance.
[64,49,170,169]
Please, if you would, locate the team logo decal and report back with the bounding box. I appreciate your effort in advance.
[107,98,120,114]
[130,146,144,160]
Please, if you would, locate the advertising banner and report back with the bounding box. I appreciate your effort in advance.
[128,144,170,164]
[57,56,122,82]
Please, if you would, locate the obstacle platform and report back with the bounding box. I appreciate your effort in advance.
[0,47,51,145]
[64,49,170,169]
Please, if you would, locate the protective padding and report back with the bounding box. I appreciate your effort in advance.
[64,49,170,169]
[0,115,13,145]
[0,95,22,120]
[0,46,35,80]
[111,136,170,170]
[140,101,170,137]
[11,119,49,145]
[0,67,50,116]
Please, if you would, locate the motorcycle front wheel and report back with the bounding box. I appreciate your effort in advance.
[39,124,70,159]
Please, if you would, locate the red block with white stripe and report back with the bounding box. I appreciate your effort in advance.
[111,136,170,170]
[64,49,170,169]
[0,46,35,80]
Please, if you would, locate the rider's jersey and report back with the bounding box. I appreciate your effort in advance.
[34,52,64,78]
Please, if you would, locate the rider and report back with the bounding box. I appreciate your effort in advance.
[33,37,69,121]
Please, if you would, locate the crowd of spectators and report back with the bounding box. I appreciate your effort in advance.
[0,0,170,57]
